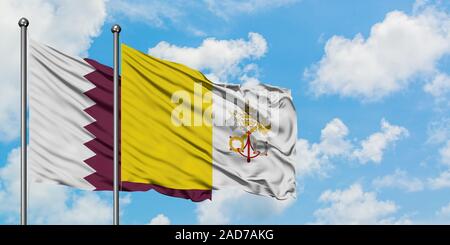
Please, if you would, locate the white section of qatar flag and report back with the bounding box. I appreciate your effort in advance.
[29,40,96,190]
[212,84,297,200]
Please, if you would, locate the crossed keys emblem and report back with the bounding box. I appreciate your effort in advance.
[228,102,270,163]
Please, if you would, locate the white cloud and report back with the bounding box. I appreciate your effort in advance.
[424,73,450,98]
[318,118,352,156]
[295,138,327,177]
[439,140,450,165]
[0,148,23,216]
[0,0,107,141]
[197,190,241,224]
[306,6,450,101]
[0,148,115,224]
[313,183,410,224]
[196,189,294,224]
[48,192,112,225]
[148,32,267,83]
[297,118,408,176]
[204,0,298,20]
[296,118,408,177]
[427,117,450,144]
[296,118,351,177]
[148,214,171,225]
[426,119,450,174]
[437,202,450,217]
[352,119,409,164]
[372,169,424,192]
[428,170,450,189]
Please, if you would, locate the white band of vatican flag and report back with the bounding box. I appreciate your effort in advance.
[210,83,297,199]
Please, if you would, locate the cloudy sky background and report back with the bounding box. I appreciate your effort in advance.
[1,0,450,224]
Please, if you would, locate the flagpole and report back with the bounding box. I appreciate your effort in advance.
[112,24,121,226]
[18,17,29,226]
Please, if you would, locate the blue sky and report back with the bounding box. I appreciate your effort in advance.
[1,0,450,224]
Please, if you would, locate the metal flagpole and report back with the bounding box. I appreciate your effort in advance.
[18,17,29,226]
[112,24,121,226]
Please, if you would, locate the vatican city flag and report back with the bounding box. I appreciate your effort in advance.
[121,44,297,200]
